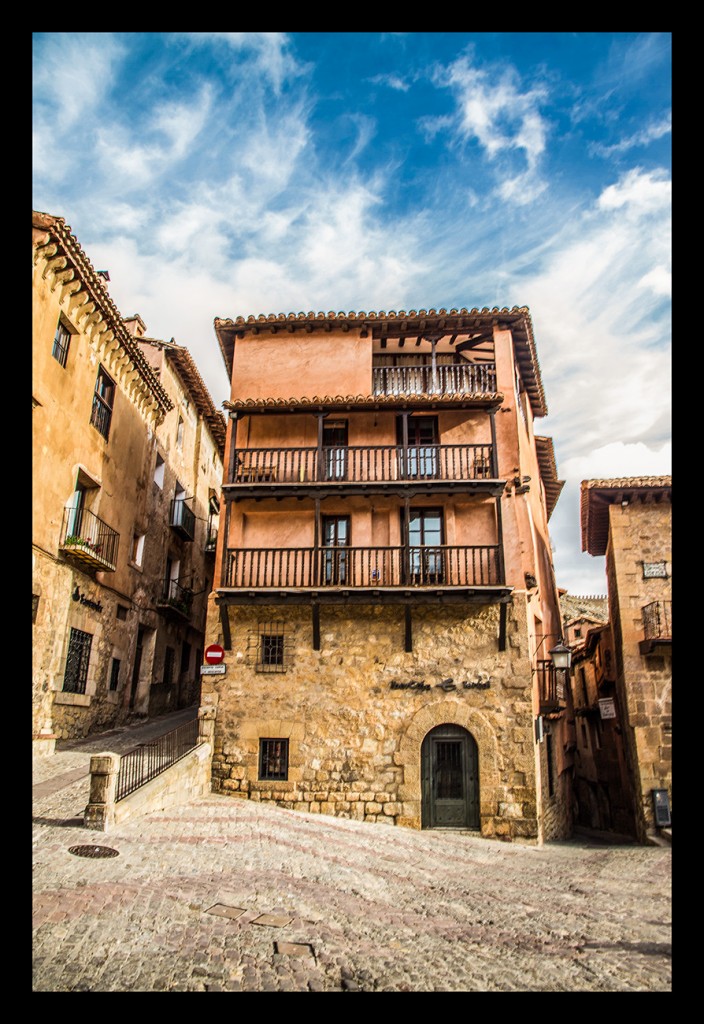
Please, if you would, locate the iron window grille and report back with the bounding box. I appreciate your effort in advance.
[109,657,121,692]
[90,365,115,440]
[248,621,289,672]
[259,738,289,780]
[63,628,93,694]
[52,319,71,367]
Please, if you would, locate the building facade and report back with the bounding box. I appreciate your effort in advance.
[580,477,672,840]
[32,211,225,749]
[202,306,572,842]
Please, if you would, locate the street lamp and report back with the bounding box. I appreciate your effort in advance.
[548,640,572,672]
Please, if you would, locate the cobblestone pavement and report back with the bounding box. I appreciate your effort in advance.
[32,710,672,993]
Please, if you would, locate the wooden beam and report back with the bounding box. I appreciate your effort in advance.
[405,605,413,653]
[312,603,320,650]
[398,337,405,347]
[498,601,507,652]
[219,603,232,650]
[380,337,387,349]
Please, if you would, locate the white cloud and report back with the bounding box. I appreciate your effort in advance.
[589,111,671,158]
[597,167,671,214]
[561,440,671,483]
[430,54,550,206]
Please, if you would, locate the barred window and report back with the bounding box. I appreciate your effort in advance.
[52,318,72,368]
[109,657,121,692]
[164,646,175,686]
[259,738,289,780]
[248,621,288,672]
[63,628,93,694]
[90,365,115,440]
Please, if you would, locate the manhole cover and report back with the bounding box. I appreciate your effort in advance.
[68,845,119,859]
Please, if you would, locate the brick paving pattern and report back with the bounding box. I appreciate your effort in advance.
[33,710,672,992]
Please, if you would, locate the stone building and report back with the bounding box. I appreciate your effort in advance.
[32,210,225,750]
[202,306,573,842]
[580,476,672,840]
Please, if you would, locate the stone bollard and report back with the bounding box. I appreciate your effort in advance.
[198,705,216,746]
[84,752,120,831]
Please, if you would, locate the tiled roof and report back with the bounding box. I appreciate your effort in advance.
[580,476,672,556]
[32,210,173,418]
[223,391,504,414]
[163,343,227,456]
[534,436,565,520]
[214,306,547,417]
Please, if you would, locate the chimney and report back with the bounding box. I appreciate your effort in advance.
[122,314,148,338]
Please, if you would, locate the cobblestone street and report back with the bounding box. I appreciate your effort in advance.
[32,711,672,993]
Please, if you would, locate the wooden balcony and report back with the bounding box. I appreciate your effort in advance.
[59,505,119,572]
[639,600,672,654]
[227,443,501,497]
[536,660,567,714]
[219,544,508,606]
[372,362,497,397]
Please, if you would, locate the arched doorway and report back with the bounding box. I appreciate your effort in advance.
[421,724,479,829]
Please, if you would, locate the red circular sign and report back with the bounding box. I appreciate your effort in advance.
[204,644,225,664]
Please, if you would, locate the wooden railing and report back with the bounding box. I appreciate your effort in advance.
[225,544,503,589]
[372,362,497,396]
[231,443,495,485]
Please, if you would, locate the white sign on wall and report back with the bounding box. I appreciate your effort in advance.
[598,698,616,719]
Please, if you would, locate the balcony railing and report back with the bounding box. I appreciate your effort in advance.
[205,529,218,553]
[224,544,503,590]
[536,660,567,713]
[231,444,495,486]
[372,362,496,397]
[59,505,119,572]
[170,498,196,541]
[640,600,672,653]
[156,578,194,619]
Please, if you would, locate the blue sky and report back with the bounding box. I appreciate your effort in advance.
[32,32,671,596]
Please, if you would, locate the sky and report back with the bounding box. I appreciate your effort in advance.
[32,32,671,597]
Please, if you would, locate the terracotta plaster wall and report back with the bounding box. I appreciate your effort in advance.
[203,598,543,840]
[231,331,372,401]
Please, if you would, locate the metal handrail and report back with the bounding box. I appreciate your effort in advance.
[60,505,120,569]
[115,718,202,802]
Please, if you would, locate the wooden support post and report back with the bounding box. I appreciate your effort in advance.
[405,604,413,653]
[219,602,232,650]
[312,603,320,651]
[489,407,498,478]
[227,413,239,483]
[499,601,507,652]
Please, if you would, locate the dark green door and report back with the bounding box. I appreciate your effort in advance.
[421,724,479,829]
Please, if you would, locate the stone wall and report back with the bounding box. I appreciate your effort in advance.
[204,598,545,841]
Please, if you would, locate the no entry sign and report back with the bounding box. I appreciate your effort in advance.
[204,644,225,665]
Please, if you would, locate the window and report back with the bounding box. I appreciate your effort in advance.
[259,738,289,781]
[131,533,145,567]
[90,365,115,440]
[322,515,350,584]
[176,416,184,449]
[164,646,175,686]
[116,604,128,621]
[63,628,93,694]
[260,633,284,670]
[32,594,40,624]
[154,453,165,488]
[109,657,121,692]
[52,318,72,367]
[406,508,444,584]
